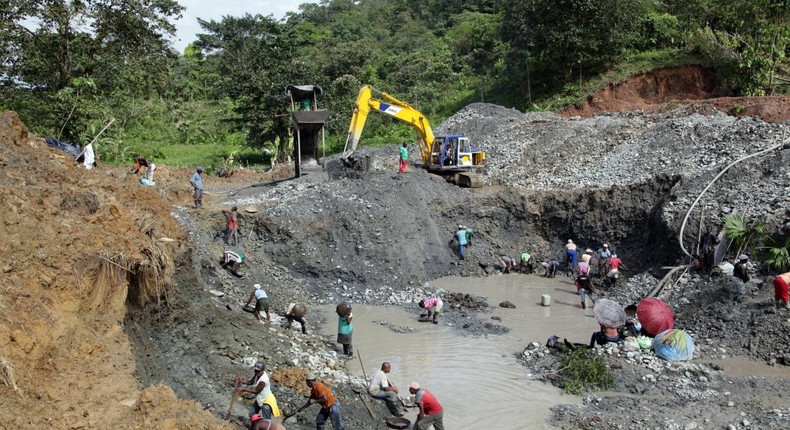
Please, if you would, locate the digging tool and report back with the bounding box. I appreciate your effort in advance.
[351,384,377,419]
[226,381,240,420]
[282,404,308,420]
[354,349,377,419]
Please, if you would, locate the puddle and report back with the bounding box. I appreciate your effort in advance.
[712,356,790,379]
[321,274,602,429]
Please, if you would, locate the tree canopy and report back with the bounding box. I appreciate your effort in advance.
[1,0,788,166]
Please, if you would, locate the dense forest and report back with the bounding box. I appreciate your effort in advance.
[1,0,788,170]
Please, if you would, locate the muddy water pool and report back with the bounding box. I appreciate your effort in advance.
[321,274,601,429]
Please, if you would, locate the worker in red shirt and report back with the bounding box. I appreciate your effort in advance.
[408,382,444,430]
[605,254,628,287]
[774,272,790,310]
[225,206,239,246]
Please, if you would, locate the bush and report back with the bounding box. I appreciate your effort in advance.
[558,348,614,395]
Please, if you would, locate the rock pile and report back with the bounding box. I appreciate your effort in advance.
[441,104,790,236]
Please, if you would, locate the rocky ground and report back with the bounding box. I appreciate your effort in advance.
[130,93,789,429]
[3,66,790,429]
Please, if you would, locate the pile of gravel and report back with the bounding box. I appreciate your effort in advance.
[440,104,790,235]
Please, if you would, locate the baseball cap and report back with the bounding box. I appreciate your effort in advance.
[568,239,573,243]
[409,382,420,390]
[739,254,748,261]
[306,373,317,380]
[196,166,204,172]
[251,414,262,422]
[254,361,265,371]
[603,243,609,248]
[254,284,261,289]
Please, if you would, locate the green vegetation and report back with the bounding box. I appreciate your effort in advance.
[724,213,790,272]
[1,0,788,170]
[763,237,790,272]
[558,349,614,395]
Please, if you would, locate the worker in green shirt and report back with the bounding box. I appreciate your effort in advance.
[520,251,533,274]
[465,226,474,246]
[399,142,408,173]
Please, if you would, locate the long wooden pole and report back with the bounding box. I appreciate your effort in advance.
[226,381,240,420]
[355,349,376,419]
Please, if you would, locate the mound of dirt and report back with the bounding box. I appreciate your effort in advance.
[562,65,790,123]
[0,111,229,429]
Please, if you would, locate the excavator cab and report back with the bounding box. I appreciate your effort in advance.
[343,84,486,186]
[429,135,484,171]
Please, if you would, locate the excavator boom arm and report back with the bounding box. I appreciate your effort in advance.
[343,85,434,164]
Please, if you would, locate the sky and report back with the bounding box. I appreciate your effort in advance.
[170,0,317,53]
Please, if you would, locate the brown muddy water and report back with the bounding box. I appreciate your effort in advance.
[321,274,601,429]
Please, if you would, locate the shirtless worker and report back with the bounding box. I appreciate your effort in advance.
[284,303,308,334]
[250,413,286,430]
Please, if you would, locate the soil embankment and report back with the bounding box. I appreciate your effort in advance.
[2,64,789,430]
[0,111,230,429]
[563,65,790,123]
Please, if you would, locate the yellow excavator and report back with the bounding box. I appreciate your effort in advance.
[341,85,486,187]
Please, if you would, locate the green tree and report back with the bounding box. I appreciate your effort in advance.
[1,0,184,138]
[196,14,319,163]
[502,0,651,82]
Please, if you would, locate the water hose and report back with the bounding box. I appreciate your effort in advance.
[678,129,787,258]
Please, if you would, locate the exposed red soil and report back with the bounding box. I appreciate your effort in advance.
[0,111,233,429]
[562,66,790,123]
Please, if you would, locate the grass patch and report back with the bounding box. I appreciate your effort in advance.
[558,348,614,395]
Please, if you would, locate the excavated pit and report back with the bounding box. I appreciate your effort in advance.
[241,172,681,292]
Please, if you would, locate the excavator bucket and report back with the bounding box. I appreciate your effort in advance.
[455,172,484,188]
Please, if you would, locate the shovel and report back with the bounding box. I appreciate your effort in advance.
[282,404,308,421]
[226,381,240,420]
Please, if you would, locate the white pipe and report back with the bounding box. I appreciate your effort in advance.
[678,128,787,258]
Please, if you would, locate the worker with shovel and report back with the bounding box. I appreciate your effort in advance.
[234,361,281,421]
[243,284,271,323]
[368,362,403,417]
[300,373,345,430]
